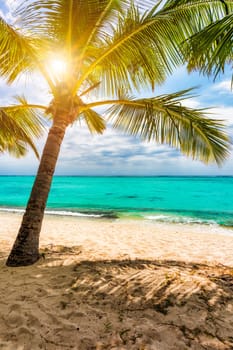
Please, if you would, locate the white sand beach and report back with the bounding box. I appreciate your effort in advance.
[0,212,233,349]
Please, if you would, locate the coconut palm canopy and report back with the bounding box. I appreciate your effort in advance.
[0,0,232,266]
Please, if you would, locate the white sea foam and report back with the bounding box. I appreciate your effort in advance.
[0,207,104,218]
[144,214,216,225]
[0,207,232,234]
[45,210,104,218]
[144,214,233,237]
[0,208,25,214]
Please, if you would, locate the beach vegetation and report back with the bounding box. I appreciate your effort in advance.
[0,0,232,266]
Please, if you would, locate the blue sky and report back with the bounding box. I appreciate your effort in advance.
[0,0,232,176]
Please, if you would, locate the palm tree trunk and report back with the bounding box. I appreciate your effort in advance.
[6,114,68,267]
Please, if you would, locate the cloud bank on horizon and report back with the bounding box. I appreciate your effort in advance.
[0,0,232,176]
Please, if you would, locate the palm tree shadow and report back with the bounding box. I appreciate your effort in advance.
[1,246,233,349]
[68,258,233,313]
[38,246,233,349]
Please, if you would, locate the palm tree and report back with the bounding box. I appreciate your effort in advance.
[0,0,231,267]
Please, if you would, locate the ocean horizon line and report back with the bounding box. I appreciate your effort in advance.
[0,174,233,178]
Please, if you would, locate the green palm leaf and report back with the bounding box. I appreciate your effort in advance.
[74,1,183,94]
[0,109,27,157]
[163,0,232,24]
[0,16,37,83]
[184,12,233,81]
[0,15,55,88]
[75,0,233,95]
[163,1,233,81]
[0,17,53,85]
[107,89,230,165]
[80,108,106,134]
[0,97,45,157]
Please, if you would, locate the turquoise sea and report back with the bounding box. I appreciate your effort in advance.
[0,176,233,227]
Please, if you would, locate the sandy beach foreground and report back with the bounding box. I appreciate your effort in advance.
[0,212,233,349]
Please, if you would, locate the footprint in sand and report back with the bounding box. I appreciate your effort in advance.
[26,314,42,329]
[15,326,38,350]
[7,311,24,328]
[7,304,24,328]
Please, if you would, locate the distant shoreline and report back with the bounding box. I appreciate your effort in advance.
[1,205,233,229]
[1,210,233,265]
[1,209,233,238]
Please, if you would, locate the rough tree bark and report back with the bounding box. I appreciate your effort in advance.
[6,114,68,267]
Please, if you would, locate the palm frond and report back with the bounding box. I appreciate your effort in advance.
[163,0,232,25]
[0,16,37,83]
[0,15,55,88]
[77,0,126,59]
[75,0,233,95]
[162,0,233,56]
[0,109,25,157]
[75,2,182,94]
[183,12,233,82]
[80,108,106,134]
[106,89,230,165]
[0,98,45,158]
[17,0,126,42]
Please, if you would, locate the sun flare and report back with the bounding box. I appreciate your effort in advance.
[47,58,67,81]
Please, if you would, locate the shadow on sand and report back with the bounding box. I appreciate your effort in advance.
[0,245,233,349]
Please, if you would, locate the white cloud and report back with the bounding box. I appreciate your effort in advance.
[0,0,18,23]
[208,106,233,126]
[0,73,51,107]
[182,98,201,109]
[5,0,19,10]
[0,9,6,19]
[212,80,232,94]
